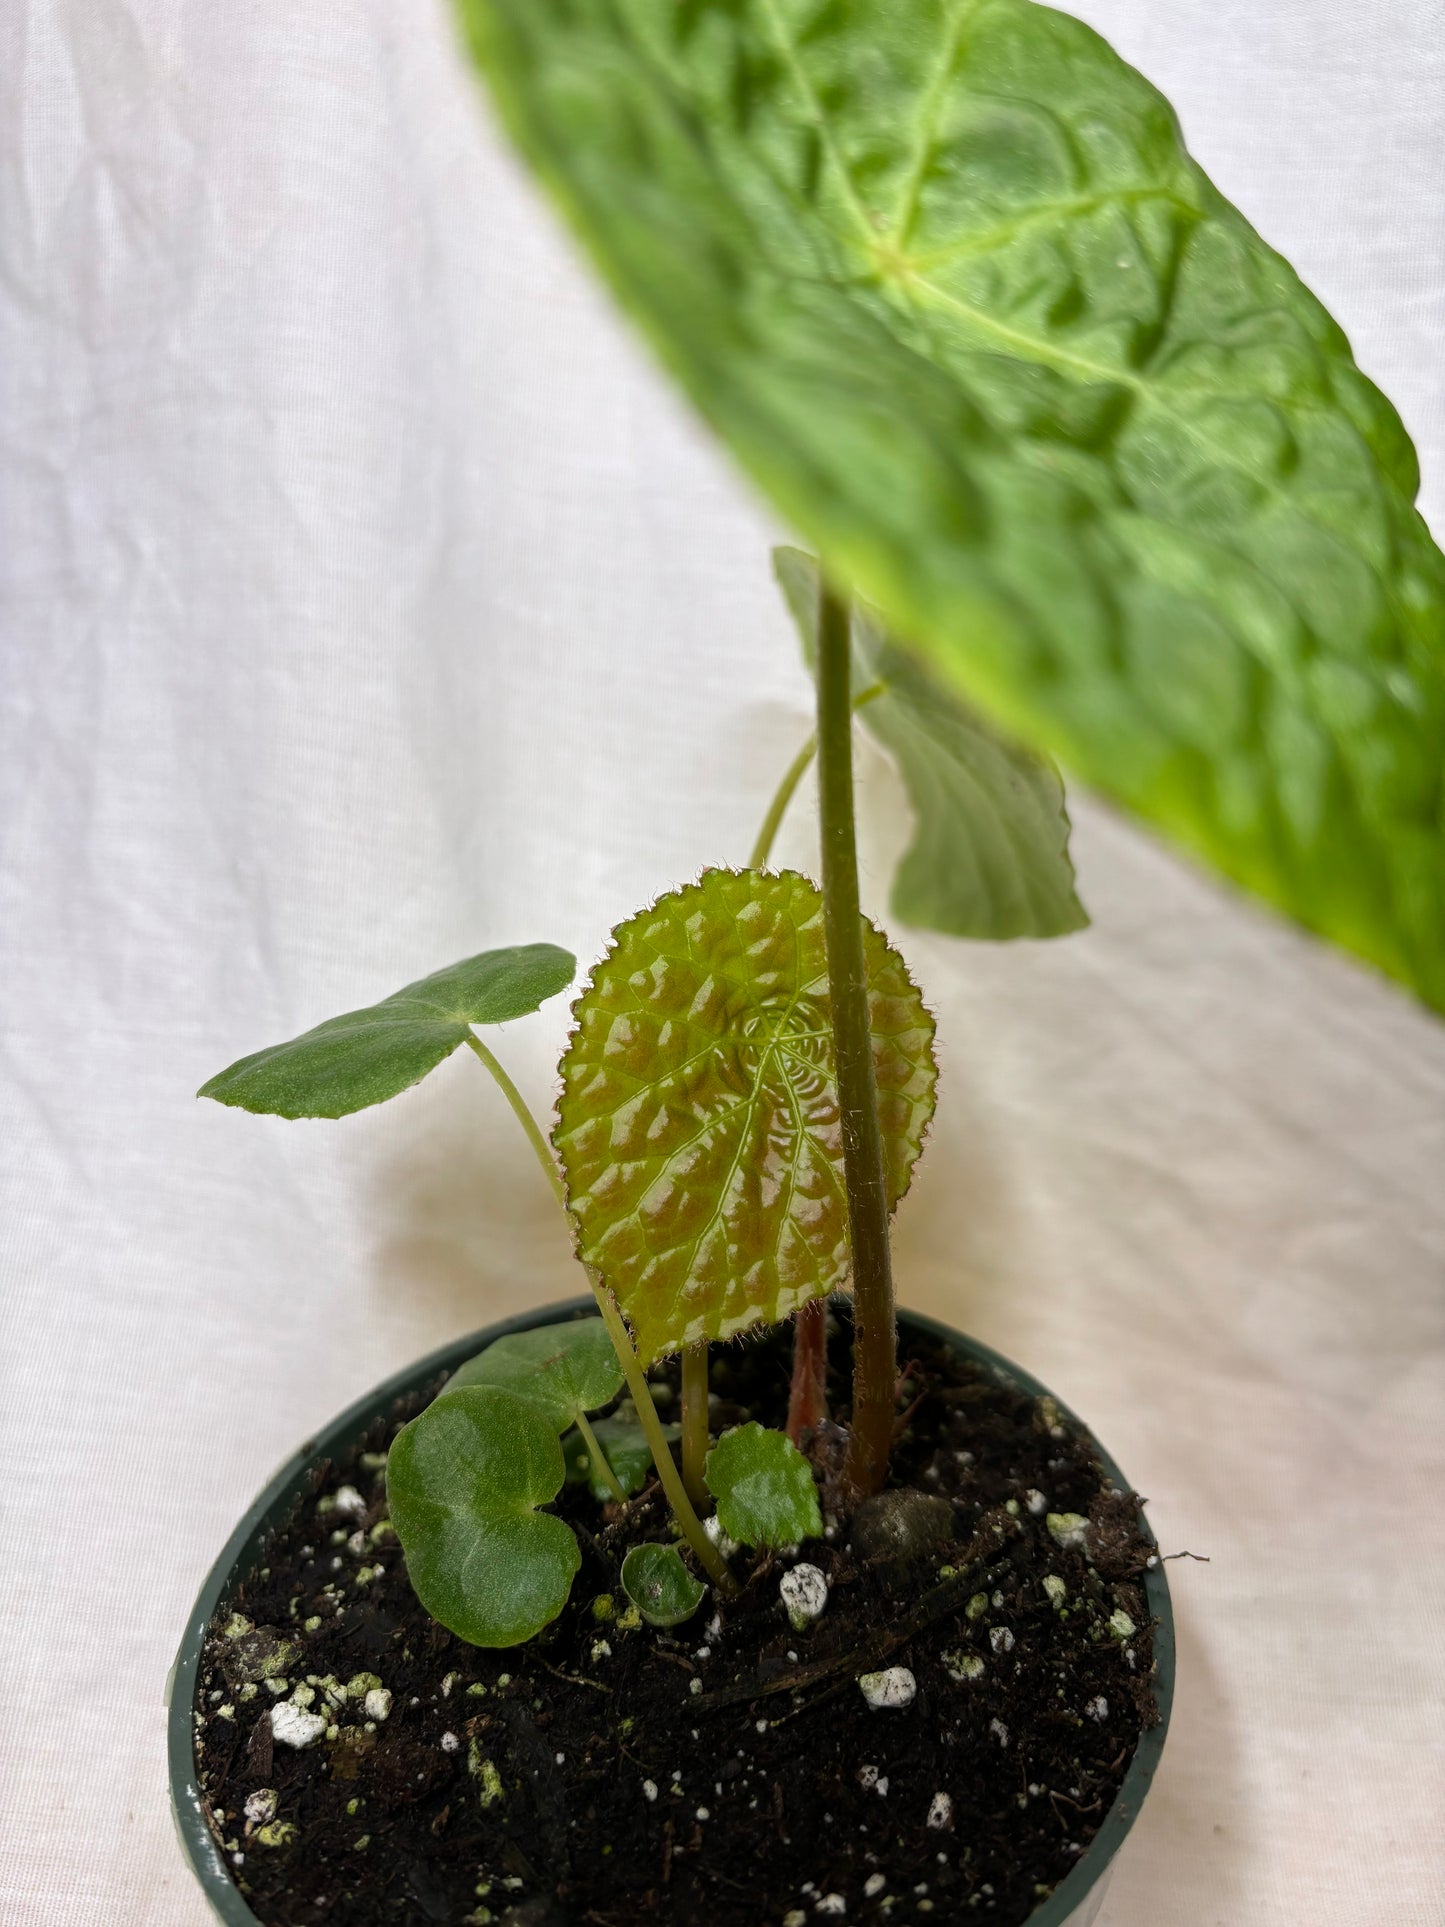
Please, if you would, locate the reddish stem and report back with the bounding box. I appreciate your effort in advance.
[786,1298,829,1444]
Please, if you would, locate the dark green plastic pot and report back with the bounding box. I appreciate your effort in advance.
[168,1299,1173,1926]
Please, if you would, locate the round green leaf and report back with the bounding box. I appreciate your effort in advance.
[445,1320,623,1431]
[387,1385,581,1647]
[199,944,576,1118]
[704,1422,823,1549]
[454,0,1445,1014]
[775,547,1087,941]
[620,1543,708,1628]
[554,868,937,1364]
[564,1412,678,1501]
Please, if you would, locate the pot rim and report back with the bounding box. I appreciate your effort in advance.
[168,1298,1173,1926]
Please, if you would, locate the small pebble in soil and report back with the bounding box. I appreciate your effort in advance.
[926,1792,953,1830]
[779,1562,829,1631]
[331,1485,365,1520]
[816,1897,846,1916]
[1085,1696,1109,1722]
[243,1789,278,1827]
[858,1666,916,1711]
[362,1688,391,1723]
[440,1732,459,1753]
[269,1703,326,1750]
[1042,1575,1067,1607]
[1025,1488,1047,1515]
[1109,1609,1136,1638]
[989,1626,1015,1655]
[643,1780,658,1802]
[865,1872,886,1897]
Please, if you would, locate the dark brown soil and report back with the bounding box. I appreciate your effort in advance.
[194,1312,1160,1926]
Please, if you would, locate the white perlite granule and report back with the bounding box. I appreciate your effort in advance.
[858,1666,916,1711]
[779,1562,829,1631]
[269,1703,326,1750]
[926,1792,953,1830]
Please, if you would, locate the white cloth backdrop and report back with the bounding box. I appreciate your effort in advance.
[2,2,1443,1920]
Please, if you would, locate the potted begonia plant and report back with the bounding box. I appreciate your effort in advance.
[169,2,1445,1924]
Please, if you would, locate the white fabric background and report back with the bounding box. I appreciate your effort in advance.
[2,2,1443,1920]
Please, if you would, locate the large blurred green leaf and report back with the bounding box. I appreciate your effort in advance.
[453,0,1445,1011]
[199,945,575,1118]
[774,546,1087,939]
[553,868,936,1364]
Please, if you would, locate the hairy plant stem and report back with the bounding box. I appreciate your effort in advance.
[463,1036,731,1588]
[572,1409,627,1505]
[814,582,896,1499]
[680,1341,710,1506]
[752,684,883,1442]
[785,1297,828,1444]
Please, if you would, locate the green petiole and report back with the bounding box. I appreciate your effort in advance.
[463,1036,731,1589]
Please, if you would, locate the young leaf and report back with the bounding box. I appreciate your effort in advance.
[620,1542,708,1627]
[387,1385,580,1647]
[554,868,937,1364]
[199,945,575,1118]
[705,1422,824,1549]
[774,547,1087,941]
[445,1320,623,1432]
[564,1412,679,1501]
[454,0,1445,1014]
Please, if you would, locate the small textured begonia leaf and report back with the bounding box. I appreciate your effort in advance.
[620,1542,708,1627]
[387,1385,580,1648]
[452,0,1445,1013]
[445,1320,623,1431]
[553,868,937,1364]
[564,1412,679,1501]
[775,547,1087,940]
[199,945,576,1118]
[704,1422,824,1549]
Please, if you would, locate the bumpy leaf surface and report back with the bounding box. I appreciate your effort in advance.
[445,1319,623,1430]
[554,869,936,1363]
[620,1542,708,1626]
[454,0,1445,1011]
[775,546,1087,939]
[705,1422,824,1548]
[387,1385,580,1647]
[199,945,576,1118]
